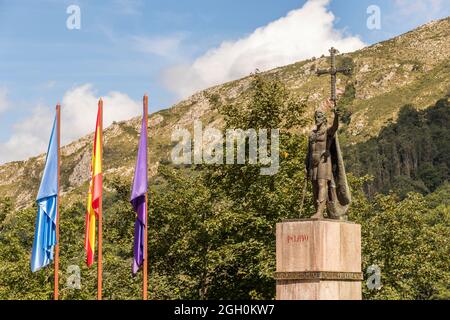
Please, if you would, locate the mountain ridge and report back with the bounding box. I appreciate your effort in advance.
[1,16,449,209]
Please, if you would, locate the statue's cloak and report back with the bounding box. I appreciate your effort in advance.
[327,134,351,218]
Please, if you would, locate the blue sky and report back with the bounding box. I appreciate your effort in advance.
[0,0,449,163]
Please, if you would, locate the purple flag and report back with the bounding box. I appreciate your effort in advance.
[131,114,148,275]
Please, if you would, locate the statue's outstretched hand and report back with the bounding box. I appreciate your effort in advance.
[334,107,342,117]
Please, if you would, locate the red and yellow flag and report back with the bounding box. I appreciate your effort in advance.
[85,103,103,267]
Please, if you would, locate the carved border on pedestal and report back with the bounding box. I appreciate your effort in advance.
[281,219,358,225]
[274,271,363,281]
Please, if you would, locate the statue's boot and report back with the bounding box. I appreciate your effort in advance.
[311,200,326,219]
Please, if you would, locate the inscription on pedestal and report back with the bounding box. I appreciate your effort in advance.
[287,234,309,244]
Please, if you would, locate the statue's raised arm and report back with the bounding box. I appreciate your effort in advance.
[328,107,340,138]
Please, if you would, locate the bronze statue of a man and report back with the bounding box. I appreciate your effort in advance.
[305,105,351,220]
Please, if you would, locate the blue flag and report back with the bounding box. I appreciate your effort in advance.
[31,116,58,272]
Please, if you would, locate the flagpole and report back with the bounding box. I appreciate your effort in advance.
[54,103,61,301]
[143,94,149,300]
[97,98,103,300]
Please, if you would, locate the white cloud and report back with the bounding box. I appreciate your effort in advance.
[1,105,54,163]
[60,84,141,144]
[0,84,141,164]
[162,0,365,99]
[0,87,9,114]
[132,33,186,58]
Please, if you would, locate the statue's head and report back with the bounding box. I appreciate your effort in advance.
[314,111,327,126]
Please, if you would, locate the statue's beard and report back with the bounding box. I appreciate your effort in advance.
[316,119,326,127]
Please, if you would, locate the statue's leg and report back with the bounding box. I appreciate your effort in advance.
[312,180,318,211]
[326,180,337,219]
[311,179,327,219]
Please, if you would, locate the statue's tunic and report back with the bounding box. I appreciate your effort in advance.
[308,126,334,181]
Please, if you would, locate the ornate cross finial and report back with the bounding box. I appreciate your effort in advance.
[316,47,351,109]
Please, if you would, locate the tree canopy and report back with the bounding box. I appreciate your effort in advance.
[0,74,448,300]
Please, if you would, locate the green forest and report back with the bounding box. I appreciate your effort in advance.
[0,74,448,300]
[345,97,450,198]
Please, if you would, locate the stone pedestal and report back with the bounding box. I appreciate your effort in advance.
[275,219,362,300]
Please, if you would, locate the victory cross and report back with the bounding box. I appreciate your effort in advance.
[304,47,352,220]
[316,47,351,108]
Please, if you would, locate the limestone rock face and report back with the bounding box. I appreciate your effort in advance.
[1,17,450,209]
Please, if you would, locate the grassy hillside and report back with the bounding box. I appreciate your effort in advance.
[0,73,448,300]
[0,17,449,210]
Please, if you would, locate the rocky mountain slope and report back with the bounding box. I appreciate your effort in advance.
[1,17,449,209]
